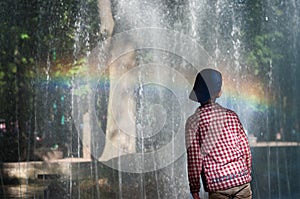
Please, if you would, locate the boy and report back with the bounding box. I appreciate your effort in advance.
[186,68,252,199]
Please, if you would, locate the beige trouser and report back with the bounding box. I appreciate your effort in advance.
[209,183,252,199]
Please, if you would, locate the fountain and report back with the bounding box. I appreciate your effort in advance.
[0,0,300,198]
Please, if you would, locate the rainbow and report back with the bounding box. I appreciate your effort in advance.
[36,60,272,115]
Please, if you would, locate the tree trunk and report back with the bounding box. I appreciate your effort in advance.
[85,0,137,160]
[92,0,137,161]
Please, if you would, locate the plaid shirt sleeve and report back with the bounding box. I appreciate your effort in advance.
[238,118,252,174]
[185,114,203,194]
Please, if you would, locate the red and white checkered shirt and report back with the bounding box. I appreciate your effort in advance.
[186,103,252,193]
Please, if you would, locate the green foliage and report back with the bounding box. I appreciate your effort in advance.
[0,71,5,87]
[0,71,4,80]
[246,31,283,77]
[8,63,17,74]
[20,33,30,40]
[246,31,283,73]
[243,0,287,81]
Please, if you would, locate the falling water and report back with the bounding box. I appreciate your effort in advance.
[1,0,300,199]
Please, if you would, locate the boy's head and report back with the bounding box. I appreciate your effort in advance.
[189,68,222,104]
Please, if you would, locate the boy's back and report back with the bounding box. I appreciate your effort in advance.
[186,68,252,199]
